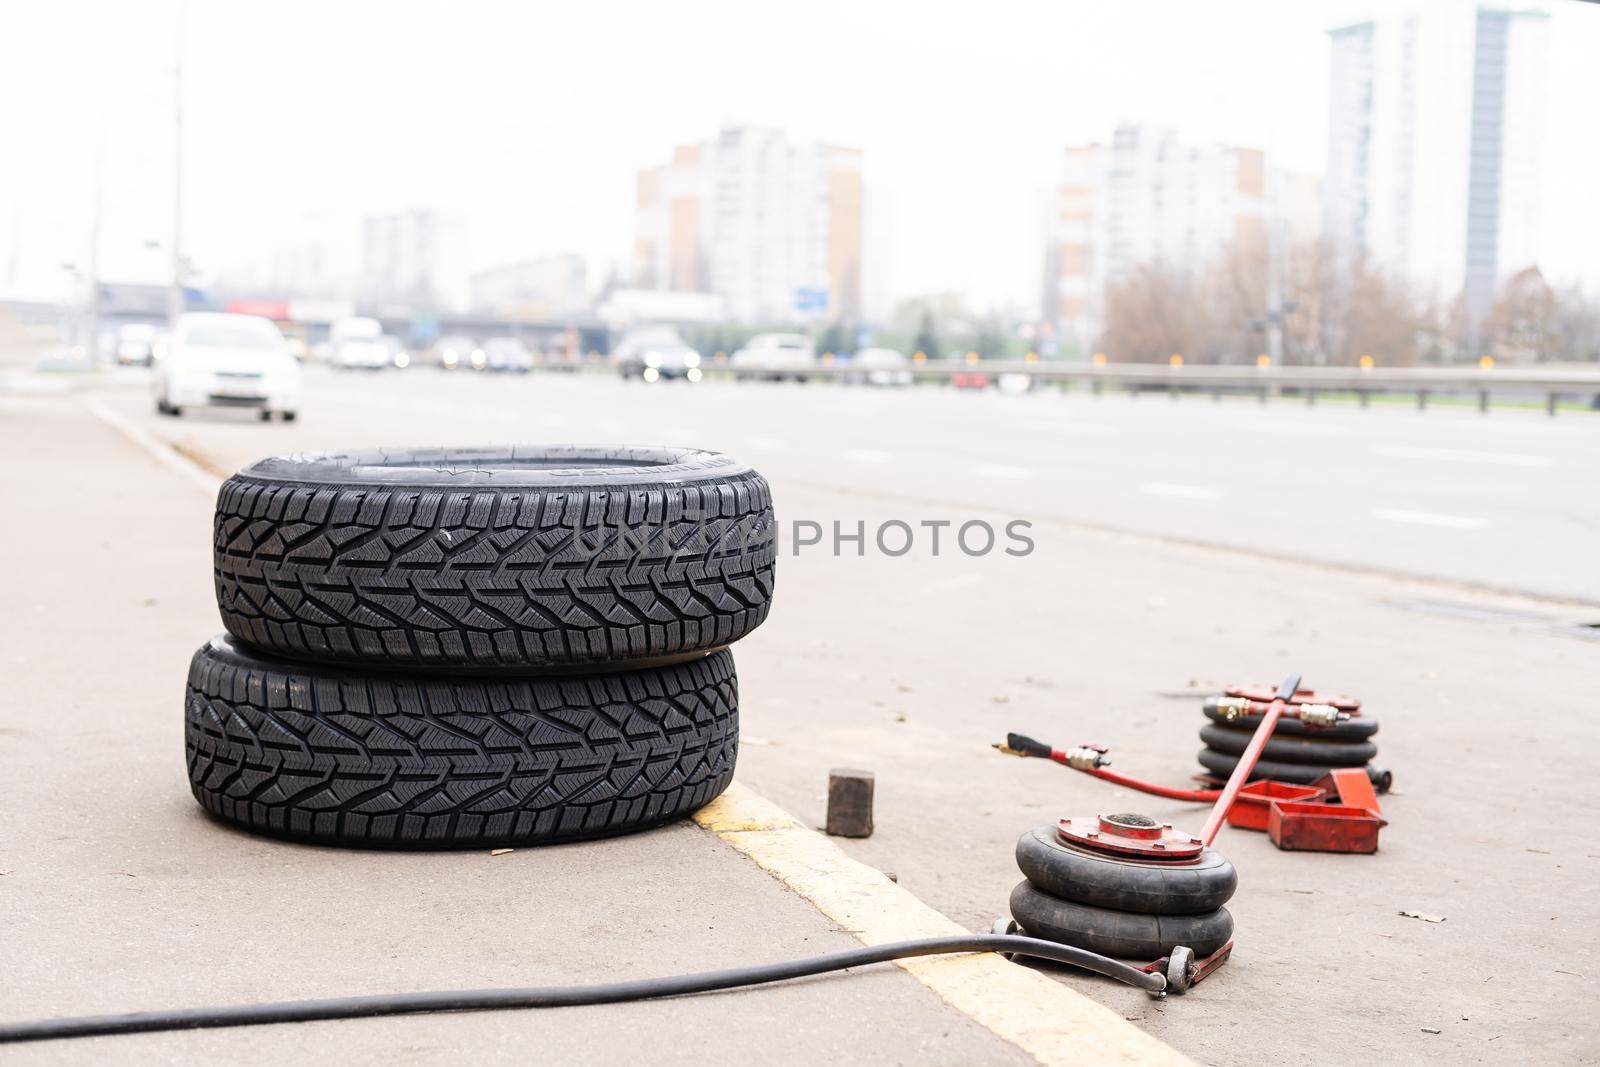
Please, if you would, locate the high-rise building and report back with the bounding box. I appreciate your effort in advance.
[632,126,862,323]
[360,209,470,312]
[633,145,709,294]
[1045,126,1291,356]
[1323,2,1549,320]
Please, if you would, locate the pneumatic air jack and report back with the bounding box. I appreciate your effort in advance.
[992,672,1305,994]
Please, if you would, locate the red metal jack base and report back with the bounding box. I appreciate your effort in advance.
[1056,812,1204,861]
[991,919,1234,995]
[1141,939,1234,993]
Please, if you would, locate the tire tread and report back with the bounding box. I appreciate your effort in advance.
[184,639,739,846]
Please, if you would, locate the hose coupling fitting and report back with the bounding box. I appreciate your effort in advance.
[1213,695,1254,721]
[1061,744,1111,770]
[1296,703,1347,728]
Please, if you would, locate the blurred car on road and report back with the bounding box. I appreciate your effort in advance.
[730,333,817,380]
[151,312,302,421]
[381,335,411,368]
[433,334,484,371]
[483,337,535,373]
[329,316,390,370]
[613,328,703,382]
[849,347,913,386]
[114,323,159,366]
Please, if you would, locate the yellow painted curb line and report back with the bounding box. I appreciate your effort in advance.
[695,784,1193,1067]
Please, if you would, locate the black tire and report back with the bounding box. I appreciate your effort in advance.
[1197,747,1392,793]
[1198,723,1378,766]
[213,446,776,670]
[185,635,739,848]
[1015,826,1235,915]
[1202,699,1378,739]
[1009,882,1233,959]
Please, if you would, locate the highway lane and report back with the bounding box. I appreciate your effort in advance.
[103,366,1600,603]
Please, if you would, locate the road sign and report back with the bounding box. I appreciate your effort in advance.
[794,287,828,312]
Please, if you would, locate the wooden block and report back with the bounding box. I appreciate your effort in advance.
[826,768,875,838]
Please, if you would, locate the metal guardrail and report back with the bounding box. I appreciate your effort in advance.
[531,356,1600,414]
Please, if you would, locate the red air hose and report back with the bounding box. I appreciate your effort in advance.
[997,672,1307,821]
[1071,764,1221,803]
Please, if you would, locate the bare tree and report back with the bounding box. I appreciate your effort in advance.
[1099,261,1212,363]
[1481,268,1557,363]
[1100,239,1428,366]
[1550,284,1600,362]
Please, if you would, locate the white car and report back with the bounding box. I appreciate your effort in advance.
[482,337,535,373]
[851,347,913,386]
[329,316,389,370]
[730,333,817,379]
[115,323,159,366]
[433,334,484,371]
[152,313,302,421]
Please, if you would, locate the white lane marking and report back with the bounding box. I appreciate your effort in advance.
[972,463,1032,480]
[1371,444,1550,468]
[1242,423,1351,438]
[1026,420,1116,436]
[1141,482,1222,500]
[846,448,892,464]
[1372,508,1489,530]
[746,436,787,451]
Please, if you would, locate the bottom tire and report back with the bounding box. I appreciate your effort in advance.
[1009,882,1233,959]
[185,636,738,847]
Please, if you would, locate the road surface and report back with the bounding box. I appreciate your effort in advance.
[119,367,1600,603]
[4,367,1596,1064]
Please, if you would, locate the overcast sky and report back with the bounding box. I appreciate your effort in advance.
[3,0,1597,310]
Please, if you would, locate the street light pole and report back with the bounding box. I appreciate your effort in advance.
[1265,194,1284,368]
[85,130,104,364]
[167,0,188,326]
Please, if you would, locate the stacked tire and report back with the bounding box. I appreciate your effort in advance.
[1197,691,1391,794]
[184,446,776,848]
[1007,824,1236,959]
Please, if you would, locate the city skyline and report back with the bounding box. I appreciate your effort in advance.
[4,1,1598,318]
[633,126,863,323]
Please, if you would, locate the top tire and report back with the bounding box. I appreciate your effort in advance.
[213,446,776,670]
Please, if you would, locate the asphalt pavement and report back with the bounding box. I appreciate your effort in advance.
[98,366,1600,602]
[0,393,1043,1066]
[5,366,1598,1064]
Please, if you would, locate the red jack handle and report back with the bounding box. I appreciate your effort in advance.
[1196,671,1301,847]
